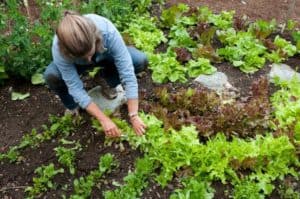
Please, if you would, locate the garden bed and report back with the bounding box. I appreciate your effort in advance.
[1,0,300,198]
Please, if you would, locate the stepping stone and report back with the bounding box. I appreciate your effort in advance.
[269,63,300,83]
[88,85,126,113]
[194,72,235,92]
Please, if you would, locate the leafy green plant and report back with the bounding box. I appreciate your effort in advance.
[54,140,82,175]
[25,163,64,198]
[170,176,214,199]
[70,153,116,199]
[233,179,264,199]
[11,92,30,100]
[160,3,190,28]
[271,77,300,144]
[123,15,166,53]
[292,31,300,51]
[217,28,267,73]
[168,24,197,49]
[148,51,187,83]
[207,10,235,30]
[0,65,8,84]
[248,19,277,40]
[266,36,297,63]
[104,156,155,199]
[186,57,216,77]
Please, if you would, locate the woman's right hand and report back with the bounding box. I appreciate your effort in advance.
[100,117,121,137]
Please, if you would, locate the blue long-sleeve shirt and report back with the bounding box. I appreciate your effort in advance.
[52,14,138,109]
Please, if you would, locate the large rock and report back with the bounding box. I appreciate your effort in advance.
[194,72,235,92]
[269,63,300,82]
[88,85,126,113]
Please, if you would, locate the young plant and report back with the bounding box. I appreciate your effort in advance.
[54,140,82,175]
[123,15,166,53]
[186,57,216,77]
[104,156,155,199]
[70,153,117,199]
[170,176,215,199]
[271,77,300,144]
[217,28,267,73]
[148,51,187,83]
[248,19,277,40]
[25,163,64,198]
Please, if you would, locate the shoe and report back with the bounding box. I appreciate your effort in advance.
[101,86,118,99]
[64,107,79,116]
[97,78,118,99]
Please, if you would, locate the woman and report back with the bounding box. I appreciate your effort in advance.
[44,11,147,137]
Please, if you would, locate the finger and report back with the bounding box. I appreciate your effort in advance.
[136,127,144,136]
[111,128,121,137]
[105,130,112,137]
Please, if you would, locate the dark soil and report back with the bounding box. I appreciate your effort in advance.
[1,0,300,199]
[167,0,300,24]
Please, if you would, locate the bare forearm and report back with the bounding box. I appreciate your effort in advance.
[85,102,108,122]
[127,98,139,115]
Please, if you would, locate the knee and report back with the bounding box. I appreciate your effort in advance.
[44,71,63,90]
[44,62,64,89]
[134,52,148,73]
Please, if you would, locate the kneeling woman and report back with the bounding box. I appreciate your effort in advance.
[44,11,147,137]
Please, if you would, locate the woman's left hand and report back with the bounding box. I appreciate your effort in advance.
[130,115,147,136]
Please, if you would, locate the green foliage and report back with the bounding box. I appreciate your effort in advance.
[92,111,298,198]
[292,31,300,52]
[25,163,64,198]
[0,0,78,80]
[81,0,133,29]
[248,19,277,40]
[170,176,214,199]
[70,153,116,199]
[265,36,297,63]
[54,140,82,175]
[0,146,20,163]
[233,179,264,199]
[273,36,297,57]
[286,19,297,31]
[207,10,235,30]
[169,24,197,49]
[31,73,45,85]
[217,28,267,73]
[81,0,154,30]
[11,92,30,100]
[123,15,166,53]
[266,35,297,63]
[148,51,187,83]
[271,78,300,144]
[139,114,298,192]
[186,57,216,77]
[104,156,155,199]
[0,65,8,84]
[0,114,81,163]
[160,3,190,28]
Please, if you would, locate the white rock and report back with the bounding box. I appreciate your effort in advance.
[88,85,126,113]
[269,63,300,83]
[194,72,235,92]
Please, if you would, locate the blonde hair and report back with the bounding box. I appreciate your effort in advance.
[56,10,104,59]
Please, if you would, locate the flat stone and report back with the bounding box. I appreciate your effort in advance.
[194,72,235,92]
[88,85,126,113]
[269,63,300,82]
